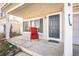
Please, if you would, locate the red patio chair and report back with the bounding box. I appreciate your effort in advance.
[30,27,39,40]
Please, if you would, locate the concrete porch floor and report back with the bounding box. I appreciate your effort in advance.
[7,36,64,56]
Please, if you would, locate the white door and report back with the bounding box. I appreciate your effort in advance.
[48,13,62,41]
[73,14,79,45]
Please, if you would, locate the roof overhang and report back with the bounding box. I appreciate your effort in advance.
[8,3,64,19]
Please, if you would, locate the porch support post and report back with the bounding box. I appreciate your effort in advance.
[64,3,73,56]
[5,14,10,39]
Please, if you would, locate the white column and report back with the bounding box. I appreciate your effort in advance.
[64,3,73,56]
[21,18,23,34]
[5,14,10,39]
[43,17,48,40]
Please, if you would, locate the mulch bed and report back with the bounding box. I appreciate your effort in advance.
[0,39,21,56]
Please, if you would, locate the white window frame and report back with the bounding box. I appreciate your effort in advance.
[47,12,62,42]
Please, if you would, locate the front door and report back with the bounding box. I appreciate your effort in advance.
[48,14,61,41]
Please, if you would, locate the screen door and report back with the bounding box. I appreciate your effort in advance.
[48,14,60,41]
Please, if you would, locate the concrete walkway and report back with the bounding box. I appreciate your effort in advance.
[7,36,64,56]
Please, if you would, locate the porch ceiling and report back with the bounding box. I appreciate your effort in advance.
[8,3,64,19]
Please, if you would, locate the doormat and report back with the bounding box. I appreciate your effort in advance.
[48,40,59,43]
[73,44,79,46]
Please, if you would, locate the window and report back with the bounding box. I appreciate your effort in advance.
[34,18,43,33]
[23,21,29,32]
[39,19,43,33]
[34,20,40,28]
[30,20,33,27]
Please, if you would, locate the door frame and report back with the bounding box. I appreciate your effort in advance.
[47,12,62,42]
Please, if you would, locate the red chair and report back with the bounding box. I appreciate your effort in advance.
[30,27,39,40]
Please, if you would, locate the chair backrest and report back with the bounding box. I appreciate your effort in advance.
[30,27,38,34]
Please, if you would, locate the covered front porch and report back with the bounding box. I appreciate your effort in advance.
[0,3,73,56]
